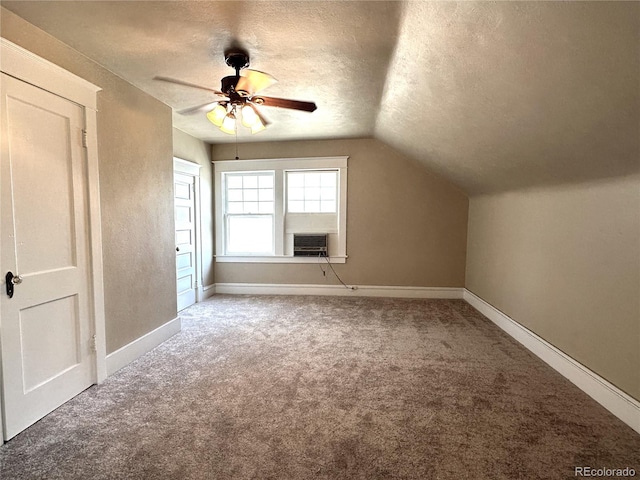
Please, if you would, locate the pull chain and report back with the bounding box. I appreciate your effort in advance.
[235,119,239,160]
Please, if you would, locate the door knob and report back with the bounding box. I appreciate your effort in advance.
[5,271,21,298]
[176,247,180,252]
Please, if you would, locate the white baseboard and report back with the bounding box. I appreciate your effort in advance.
[463,289,640,435]
[214,283,464,299]
[106,316,181,376]
[200,283,216,300]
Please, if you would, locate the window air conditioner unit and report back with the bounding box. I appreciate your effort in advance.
[293,234,328,257]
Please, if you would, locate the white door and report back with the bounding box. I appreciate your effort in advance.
[174,171,197,311]
[0,73,95,439]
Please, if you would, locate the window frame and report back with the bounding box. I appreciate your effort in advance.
[223,171,276,255]
[214,156,348,264]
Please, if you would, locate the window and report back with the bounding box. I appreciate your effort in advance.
[224,172,274,254]
[214,156,348,263]
[287,170,337,213]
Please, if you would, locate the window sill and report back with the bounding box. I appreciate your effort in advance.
[215,255,347,264]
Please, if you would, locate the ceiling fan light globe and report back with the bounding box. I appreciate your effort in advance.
[206,104,227,127]
[251,119,266,134]
[219,113,237,135]
[241,105,258,127]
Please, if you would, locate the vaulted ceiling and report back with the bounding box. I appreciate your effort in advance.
[2,1,638,194]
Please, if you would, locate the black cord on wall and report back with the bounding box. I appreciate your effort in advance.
[320,255,354,290]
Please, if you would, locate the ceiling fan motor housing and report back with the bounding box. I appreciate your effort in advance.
[225,52,249,71]
[221,75,240,95]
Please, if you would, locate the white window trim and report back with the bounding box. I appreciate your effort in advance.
[214,156,348,264]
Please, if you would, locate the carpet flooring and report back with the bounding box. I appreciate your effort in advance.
[1,295,638,479]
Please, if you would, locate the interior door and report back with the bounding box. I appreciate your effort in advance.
[174,171,197,311]
[0,73,95,440]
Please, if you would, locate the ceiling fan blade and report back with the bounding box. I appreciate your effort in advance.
[153,76,225,96]
[235,69,277,96]
[177,101,221,115]
[247,103,271,126]
[252,96,317,112]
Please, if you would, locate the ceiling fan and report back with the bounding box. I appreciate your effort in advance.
[154,49,317,135]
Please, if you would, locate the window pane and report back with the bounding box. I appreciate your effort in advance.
[321,187,335,200]
[225,172,274,216]
[258,202,273,214]
[227,202,244,213]
[288,201,304,213]
[243,176,258,188]
[288,173,304,188]
[305,173,321,187]
[259,189,273,202]
[321,200,336,213]
[289,187,304,201]
[259,175,273,188]
[227,175,243,189]
[227,189,243,202]
[286,170,338,213]
[306,201,320,212]
[306,187,321,201]
[227,216,273,254]
[320,172,336,187]
[244,202,259,213]
[244,189,258,202]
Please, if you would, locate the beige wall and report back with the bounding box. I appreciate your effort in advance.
[2,8,177,353]
[212,138,468,287]
[172,128,215,288]
[466,174,640,400]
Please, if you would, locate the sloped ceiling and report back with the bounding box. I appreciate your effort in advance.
[2,1,638,194]
[376,2,640,193]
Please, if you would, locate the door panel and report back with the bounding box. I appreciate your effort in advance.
[21,295,80,392]
[0,73,94,439]
[9,93,77,273]
[176,251,193,270]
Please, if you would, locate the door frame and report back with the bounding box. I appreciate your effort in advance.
[173,157,203,304]
[0,39,107,442]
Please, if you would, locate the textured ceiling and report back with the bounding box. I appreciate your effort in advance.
[2,1,638,194]
[1,1,402,144]
[376,2,640,193]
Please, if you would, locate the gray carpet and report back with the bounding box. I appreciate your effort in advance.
[1,295,638,479]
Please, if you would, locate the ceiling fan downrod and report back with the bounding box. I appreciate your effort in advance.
[225,51,250,75]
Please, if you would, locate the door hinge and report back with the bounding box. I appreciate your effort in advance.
[82,129,88,148]
[90,334,97,352]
